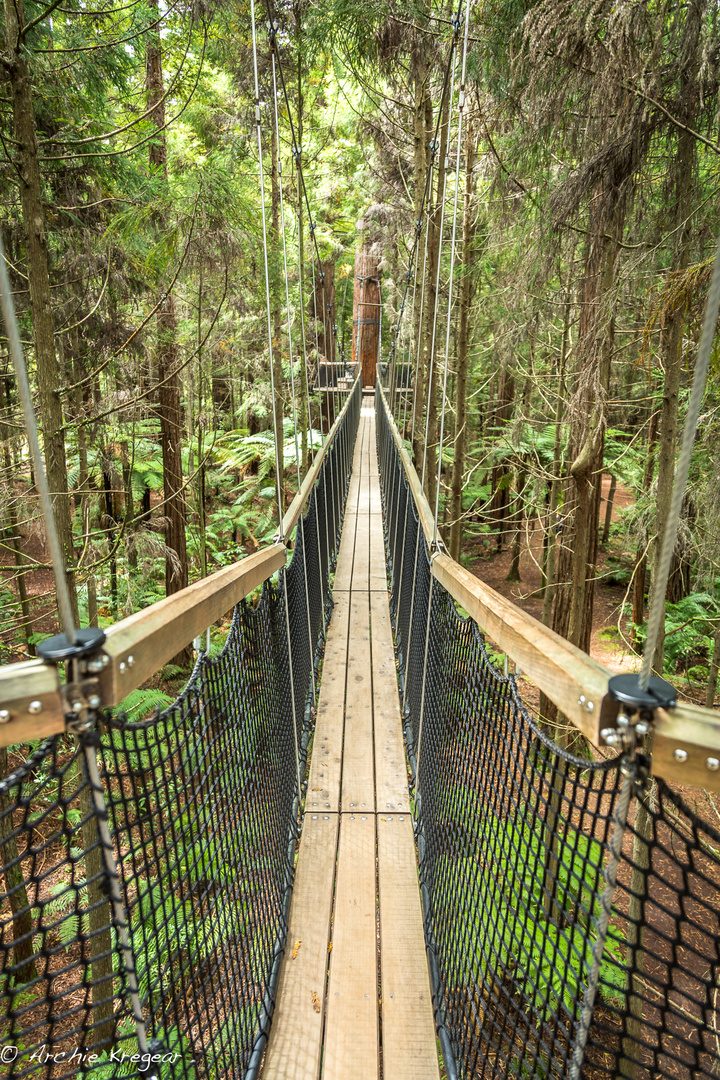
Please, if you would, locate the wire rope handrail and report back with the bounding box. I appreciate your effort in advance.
[376,381,720,792]
[375,380,720,1080]
[0,376,361,749]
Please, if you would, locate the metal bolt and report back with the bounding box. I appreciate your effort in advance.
[127,655,135,668]
[86,657,104,674]
[586,701,594,713]
[119,662,127,674]
[617,714,630,728]
[87,695,101,710]
[27,700,43,715]
[578,695,586,707]
[102,654,110,668]
[71,700,83,713]
[706,757,719,772]
[673,748,688,763]
[635,721,650,736]
[0,710,11,724]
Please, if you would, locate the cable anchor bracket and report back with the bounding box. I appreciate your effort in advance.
[36,627,109,734]
[600,672,677,786]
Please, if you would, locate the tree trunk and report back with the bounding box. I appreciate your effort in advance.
[706,627,720,707]
[449,116,476,562]
[0,374,35,654]
[0,748,37,984]
[146,2,190,664]
[631,409,659,648]
[601,473,616,544]
[3,0,79,630]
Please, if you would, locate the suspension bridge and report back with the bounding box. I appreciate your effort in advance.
[1,0,720,1078]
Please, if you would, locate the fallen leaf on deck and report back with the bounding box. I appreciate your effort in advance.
[311,991,321,1013]
[291,940,302,959]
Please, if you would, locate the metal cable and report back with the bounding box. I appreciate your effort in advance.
[271,48,316,704]
[0,233,77,640]
[250,0,301,801]
[639,232,720,689]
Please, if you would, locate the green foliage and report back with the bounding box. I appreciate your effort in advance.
[441,809,625,1031]
[633,591,720,676]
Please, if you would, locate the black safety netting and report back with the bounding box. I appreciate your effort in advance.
[0,378,361,1080]
[376,384,720,1080]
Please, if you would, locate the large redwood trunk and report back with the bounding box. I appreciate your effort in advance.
[352,244,381,387]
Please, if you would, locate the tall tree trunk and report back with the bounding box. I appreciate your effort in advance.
[0,748,37,984]
[3,0,79,630]
[631,409,659,647]
[601,473,616,545]
[146,2,190,663]
[0,373,35,654]
[449,116,476,561]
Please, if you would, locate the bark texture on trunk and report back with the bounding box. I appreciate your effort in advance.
[352,244,381,388]
[449,117,477,562]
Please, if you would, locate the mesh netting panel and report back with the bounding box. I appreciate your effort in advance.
[0,380,360,1079]
[376,385,720,1080]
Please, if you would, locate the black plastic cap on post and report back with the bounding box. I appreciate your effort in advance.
[37,626,107,664]
[608,672,677,713]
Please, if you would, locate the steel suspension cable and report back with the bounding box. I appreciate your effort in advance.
[295,156,327,622]
[250,0,302,803]
[417,0,472,790]
[639,234,720,690]
[270,47,316,704]
[0,235,77,641]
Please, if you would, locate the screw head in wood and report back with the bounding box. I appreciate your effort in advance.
[127,655,135,667]
[707,757,719,772]
[27,700,43,715]
[0,710,11,724]
[673,748,688,763]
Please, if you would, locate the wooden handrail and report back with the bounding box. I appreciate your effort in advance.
[377,385,720,792]
[282,375,361,538]
[0,544,286,748]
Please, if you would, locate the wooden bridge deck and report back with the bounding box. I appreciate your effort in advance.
[262,397,439,1080]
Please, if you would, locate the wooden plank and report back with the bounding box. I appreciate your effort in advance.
[351,509,370,592]
[334,512,357,592]
[307,594,350,812]
[98,544,286,707]
[357,471,372,514]
[431,550,610,747]
[368,512,387,593]
[0,660,64,748]
[378,816,439,1080]
[263,812,339,1080]
[370,592,409,813]
[378,382,720,793]
[324,813,379,1079]
[341,593,375,810]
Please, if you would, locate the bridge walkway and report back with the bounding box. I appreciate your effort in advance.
[262,397,439,1080]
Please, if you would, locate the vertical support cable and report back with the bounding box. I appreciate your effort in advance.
[271,46,316,703]
[0,234,77,641]
[249,0,302,803]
